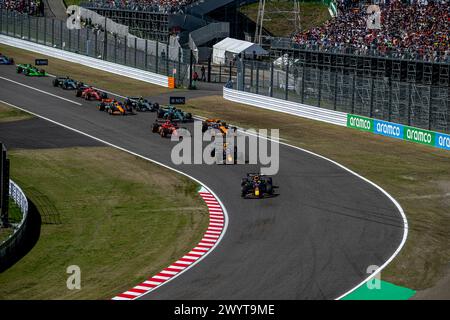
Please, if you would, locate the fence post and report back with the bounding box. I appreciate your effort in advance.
[207,55,211,83]
[189,50,193,89]
[270,61,274,97]
[428,85,433,130]
[351,73,356,114]
[68,28,71,51]
[86,28,90,56]
[166,43,169,75]
[285,60,289,100]
[28,15,31,41]
[317,67,322,107]
[35,16,38,43]
[250,61,254,88]
[134,37,137,67]
[219,63,222,82]
[124,36,127,65]
[21,13,24,39]
[178,47,182,87]
[145,39,148,69]
[388,77,392,122]
[94,31,98,57]
[77,28,80,53]
[301,63,305,103]
[155,41,159,73]
[103,17,107,60]
[333,68,338,111]
[256,62,260,94]
[43,17,47,45]
[13,12,15,37]
[51,18,54,47]
[5,11,8,36]
[370,77,375,118]
[242,60,246,91]
[0,8,3,35]
[408,82,412,126]
[60,20,63,49]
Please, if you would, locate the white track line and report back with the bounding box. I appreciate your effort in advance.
[0,99,229,300]
[1,52,408,299]
[0,76,82,106]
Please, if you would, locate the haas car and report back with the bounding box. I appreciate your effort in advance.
[16,63,47,76]
[125,97,159,112]
[53,76,79,90]
[152,119,180,138]
[241,173,274,198]
[77,86,108,101]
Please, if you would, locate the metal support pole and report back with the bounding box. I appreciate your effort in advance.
[145,39,148,69]
[219,63,222,82]
[134,37,137,67]
[36,16,38,43]
[21,13,24,39]
[114,34,117,63]
[94,31,98,57]
[44,17,47,45]
[68,29,71,51]
[103,16,107,60]
[285,60,289,100]
[301,64,305,103]
[408,82,412,126]
[270,61,274,97]
[250,61,254,88]
[351,74,356,114]
[370,77,375,118]
[388,77,392,122]
[5,11,8,36]
[77,28,80,53]
[13,12,15,37]
[256,62,260,94]
[51,18,54,47]
[166,43,169,75]
[317,68,322,107]
[428,85,433,130]
[178,47,182,86]
[242,60,246,91]
[333,68,338,111]
[189,50,193,89]
[155,41,159,73]
[124,36,127,65]
[207,55,211,83]
[86,28,90,56]
[60,20,63,49]
[28,15,31,40]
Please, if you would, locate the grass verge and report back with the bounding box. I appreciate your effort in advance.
[0,103,32,122]
[0,44,173,97]
[239,1,330,36]
[181,95,450,292]
[2,45,448,295]
[0,146,208,299]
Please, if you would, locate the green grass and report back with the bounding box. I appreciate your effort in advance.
[64,1,83,7]
[0,103,32,122]
[239,0,331,36]
[0,147,209,299]
[180,95,450,292]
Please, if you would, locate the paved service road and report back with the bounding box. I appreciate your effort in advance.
[0,66,406,299]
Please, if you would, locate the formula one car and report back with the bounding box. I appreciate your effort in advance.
[157,106,192,122]
[0,54,14,65]
[152,119,180,138]
[53,76,79,90]
[211,142,238,164]
[241,173,274,198]
[125,97,159,112]
[76,86,108,101]
[202,118,237,136]
[98,99,134,115]
[16,63,47,76]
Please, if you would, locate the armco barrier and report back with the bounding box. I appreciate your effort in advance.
[223,87,348,127]
[347,114,450,151]
[0,35,169,87]
[0,180,29,264]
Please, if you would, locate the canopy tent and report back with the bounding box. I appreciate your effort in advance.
[212,37,268,65]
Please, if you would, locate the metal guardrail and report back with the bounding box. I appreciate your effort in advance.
[0,180,28,249]
[0,35,170,87]
[223,87,347,127]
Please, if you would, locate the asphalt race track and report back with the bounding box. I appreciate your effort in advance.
[0,65,406,299]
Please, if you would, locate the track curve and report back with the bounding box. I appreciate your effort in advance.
[0,65,406,299]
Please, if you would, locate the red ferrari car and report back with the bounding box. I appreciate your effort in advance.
[76,86,107,101]
[152,120,180,138]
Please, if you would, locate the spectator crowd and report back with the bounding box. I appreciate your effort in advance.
[294,0,449,62]
[81,0,195,14]
[0,0,44,16]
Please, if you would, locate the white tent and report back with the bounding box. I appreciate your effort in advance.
[212,37,268,65]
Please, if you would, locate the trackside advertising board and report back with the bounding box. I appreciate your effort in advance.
[347,114,450,151]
